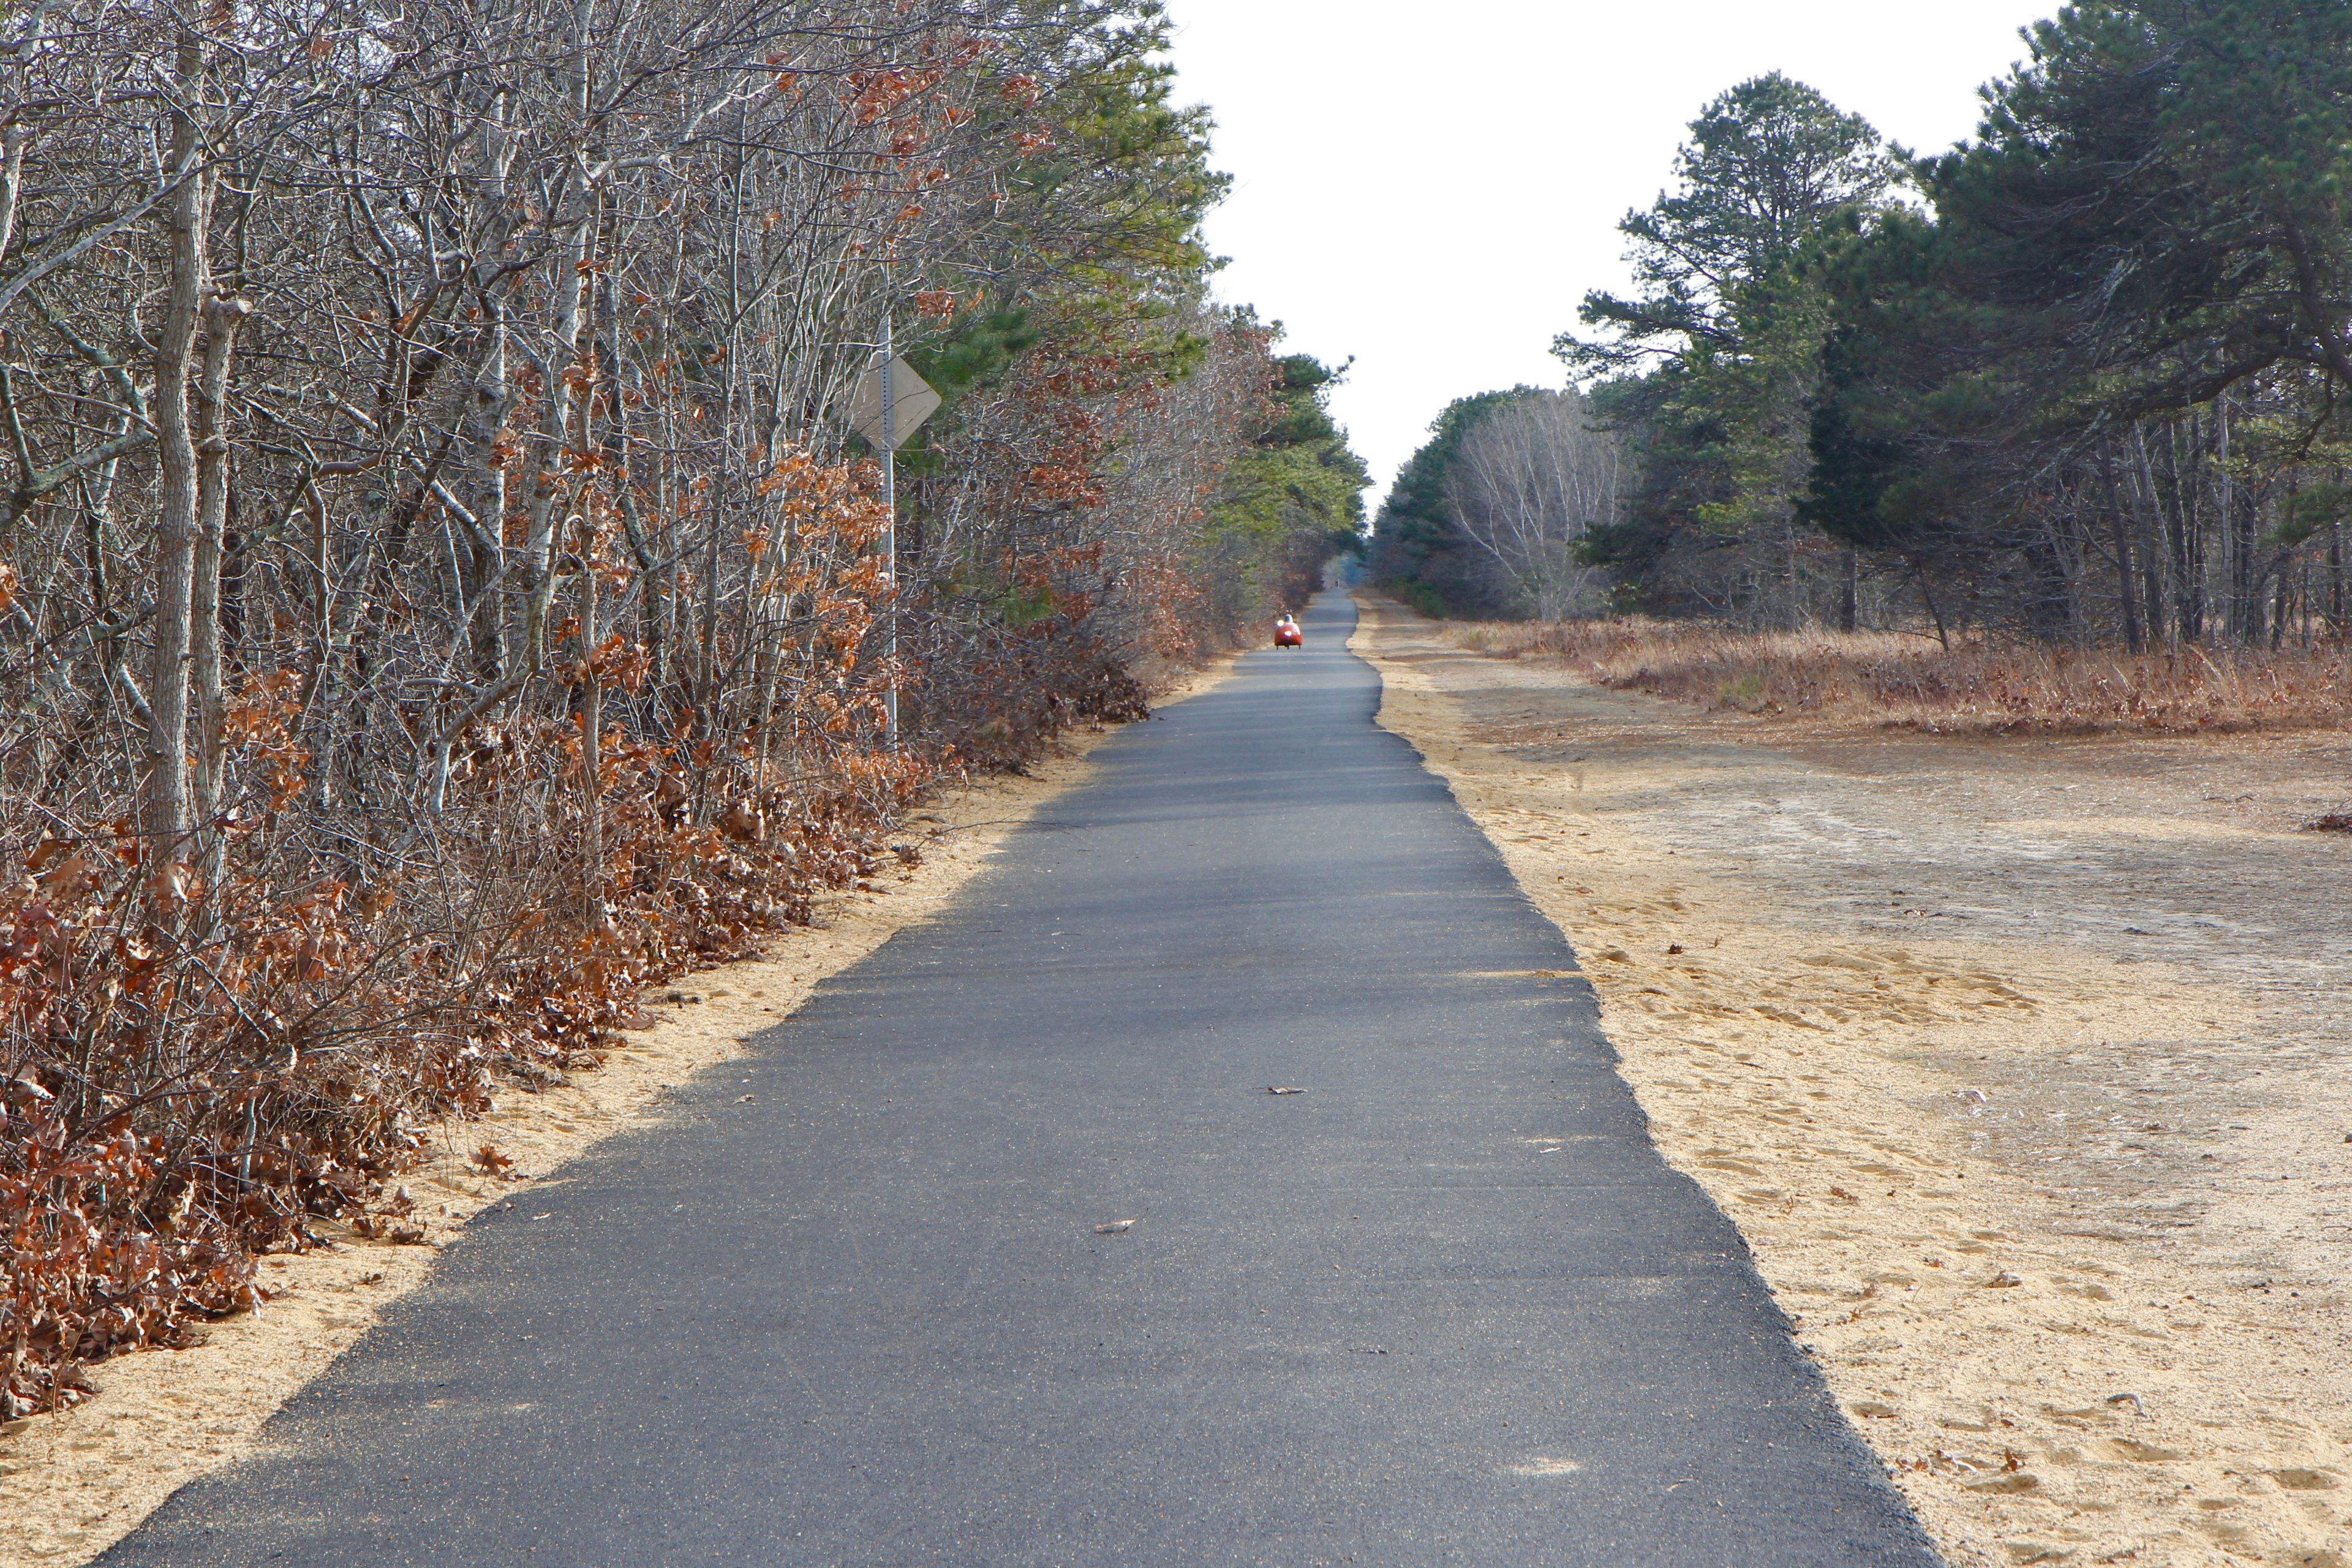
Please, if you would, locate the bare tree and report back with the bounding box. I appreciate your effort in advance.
[1446,388,1618,620]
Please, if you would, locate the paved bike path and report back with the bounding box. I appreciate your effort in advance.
[105,591,1937,1566]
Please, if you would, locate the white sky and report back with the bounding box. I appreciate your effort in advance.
[1163,1,2056,503]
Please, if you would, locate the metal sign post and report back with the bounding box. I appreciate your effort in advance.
[848,316,937,751]
[881,309,896,748]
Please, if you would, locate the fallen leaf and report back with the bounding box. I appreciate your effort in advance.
[1094,1218,1137,1234]
[1265,1086,1306,1096]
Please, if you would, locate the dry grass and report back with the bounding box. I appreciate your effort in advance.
[1442,615,2352,734]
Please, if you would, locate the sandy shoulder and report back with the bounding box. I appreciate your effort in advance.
[0,659,1232,1568]
[1351,594,2351,1568]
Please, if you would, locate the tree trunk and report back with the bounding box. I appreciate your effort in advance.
[2165,415,2204,641]
[455,81,517,687]
[456,304,511,685]
[2101,443,2143,654]
[596,263,663,694]
[579,524,602,898]
[2236,488,2261,645]
[520,0,596,674]
[2329,518,2345,639]
[191,293,250,859]
[520,217,589,669]
[2273,556,2291,652]
[141,34,209,867]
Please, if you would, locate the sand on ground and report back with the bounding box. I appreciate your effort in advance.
[0,658,1232,1568]
[1353,593,2351,1568]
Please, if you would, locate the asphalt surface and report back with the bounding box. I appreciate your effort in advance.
[104,591,1939,1566]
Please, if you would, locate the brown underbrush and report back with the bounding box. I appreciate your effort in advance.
[0,587,1160,1428]
[1442,614,2352,734]
[0,716,929,1422]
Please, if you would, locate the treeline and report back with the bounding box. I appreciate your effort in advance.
[0,0,1359,1412]
[1379,2,2352,650]
[1373,385,1619,620]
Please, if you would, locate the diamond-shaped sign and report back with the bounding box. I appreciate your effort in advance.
[849,355,940,451]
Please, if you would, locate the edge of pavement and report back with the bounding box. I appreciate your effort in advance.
[1349,592,2352,1568]
[1,654,1240,1568]
[1344,591,1947,1531]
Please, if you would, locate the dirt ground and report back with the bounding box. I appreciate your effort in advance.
[1354,594,2352,1568]
[0,658,1235,1568]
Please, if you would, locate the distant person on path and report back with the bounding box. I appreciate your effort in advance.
[1275,612,1303,648]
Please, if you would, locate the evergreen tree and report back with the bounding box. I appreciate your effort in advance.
[1800,1,2352,643]
[1558,75,1893,623]
[1211,347,1372,609]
